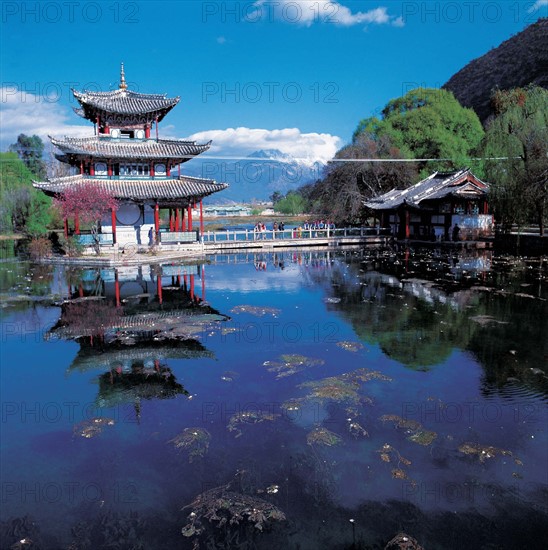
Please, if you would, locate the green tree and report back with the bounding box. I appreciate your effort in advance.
[309,88,484,224]
[0,152,52,235]
[478,86,548,235]
[354,88,484,175]
[8,134,47,179]
[275,192,306,215]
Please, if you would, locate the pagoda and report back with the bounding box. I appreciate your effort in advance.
[34,64,227,246]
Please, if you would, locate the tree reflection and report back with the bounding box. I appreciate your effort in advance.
[310,248,547,395]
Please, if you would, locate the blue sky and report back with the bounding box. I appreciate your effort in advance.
[1,0,547,160]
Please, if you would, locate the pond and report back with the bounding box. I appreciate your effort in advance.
[1,245,547,549]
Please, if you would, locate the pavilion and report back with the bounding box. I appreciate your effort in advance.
[33,64,228,246]
[364,168,493,241]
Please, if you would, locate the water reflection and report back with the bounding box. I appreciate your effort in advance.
[1,247,547,549]
[46,264,229,418]
[305,248,548,396]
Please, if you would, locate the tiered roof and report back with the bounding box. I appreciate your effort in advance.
[365,169,489,211]
[34,174,228,205]
[51,136,211,162]
[72,64,179,123]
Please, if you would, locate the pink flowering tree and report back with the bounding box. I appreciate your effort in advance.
[54,183,118,254]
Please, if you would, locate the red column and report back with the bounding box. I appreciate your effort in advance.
[150,162,155,177]
[64,218,68,238]
[154,203,160,237]
[75,213,80,235]
[175,208,180,232]
[111,208,117,245]
[167,162,171,177]
[90,163,95,176]
[108,161,112,177]
[145,124,150,139]
[114,270,121,308]
[188,203,193,232]
[200,200,204,235]
[201,265,206,302]
[181,209,186,231]
[405,210,410,239]
[190,274,195,300]
[104,123,110,135]
[157,275,163,305]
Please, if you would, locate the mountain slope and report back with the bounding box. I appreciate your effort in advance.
[184,149,325,204]
[443,18,548,123]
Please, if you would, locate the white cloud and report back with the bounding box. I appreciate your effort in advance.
[527,0,548,12]
[0,87,90,150]
[0,89,342,164]
[188,127,342,164]
[252,0,403,27]
[216,36,227,44]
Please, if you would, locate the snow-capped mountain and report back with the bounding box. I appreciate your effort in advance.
[184,149,325,204]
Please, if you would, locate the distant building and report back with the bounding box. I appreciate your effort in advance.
[365,169,492,241]
[203,205,251,217]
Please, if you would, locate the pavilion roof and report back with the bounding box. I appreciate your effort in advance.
[50,135,211,161]
[33,174,228,204]
[72,88,179,122]
[364,169,489,211]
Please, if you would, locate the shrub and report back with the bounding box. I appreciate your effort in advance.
[28,236,52,260]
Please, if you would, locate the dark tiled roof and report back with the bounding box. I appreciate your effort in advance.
[73,88,179,121]
[33,174,228,202]
[50,136,211,160]
[364,169,489,210]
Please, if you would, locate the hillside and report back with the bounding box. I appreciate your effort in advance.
[185,149,325,204]
[443,18,548,123]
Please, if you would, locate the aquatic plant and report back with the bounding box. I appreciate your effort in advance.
[458,442,514,464]
[68,511,147,550]
[379,414,437,446]
[0,516,42,550]
[336,340,364,352]
[298,368,391,407]
[168,428,211,462]
[377,444,415,486]
[227,411,279,438]
[306,426,342,447]
[385,532,424,549]
[263,354,324,378]
[182,484,286,545]
[230,305,281,317]
[73,417,115,439]
[347,419,368,438]
[220,370,239,382]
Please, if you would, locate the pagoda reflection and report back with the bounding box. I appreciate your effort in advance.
[48,263,228,416]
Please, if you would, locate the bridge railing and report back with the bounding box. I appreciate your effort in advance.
[201,227,390,243]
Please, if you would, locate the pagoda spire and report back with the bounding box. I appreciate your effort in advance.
[119,62,127,91]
